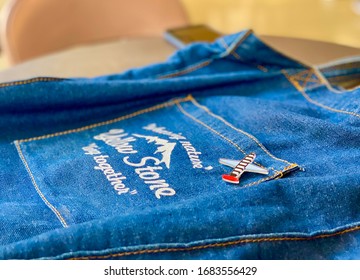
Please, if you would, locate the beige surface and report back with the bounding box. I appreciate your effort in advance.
[0,38,175,82]
[0,36,359,83]
[1,0,187,64]
[1,0,360,70]
[0,0,6,68]
[181,0,360,48]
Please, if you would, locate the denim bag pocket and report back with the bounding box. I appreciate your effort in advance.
[15,95,299,227]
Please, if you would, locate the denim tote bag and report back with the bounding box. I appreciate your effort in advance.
[0,30,359,259]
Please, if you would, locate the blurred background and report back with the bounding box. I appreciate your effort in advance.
[0,0,359,70]
[183,0,360,47]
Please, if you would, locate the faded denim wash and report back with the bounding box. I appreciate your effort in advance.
[0,30,360,259]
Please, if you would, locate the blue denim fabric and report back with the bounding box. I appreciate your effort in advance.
[0,30,360,259]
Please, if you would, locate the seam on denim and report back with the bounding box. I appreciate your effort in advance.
[220,33,268,73]
[14,141,68,228]
[17,96,192,143]
[291,69,320,87]
[176,99,286,172]
[157,60,212,79]
[189,96,295,166]
[227,31,269,73]
[312,67,360,94]
[290,69,309,80]
[67,224,360,260]
[231,51,242,60]
[229,30,253,50]
[157,31,267,80]
[292,69,322,86]
[303,83,324,92]
[230,49,269,73]
[175,101,247,156]
[230,50,269,72]
[220,38,243,61]
[0,77,65,88]
[283,70,360,119]
[219,37,229,49]
[295,76,319,83]
[256,65,269,73]
[295,77,319,84]
[240,163,298,189]
[301,69,315,88]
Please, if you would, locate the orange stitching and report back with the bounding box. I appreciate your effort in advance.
[282,70,360,119]
[240,172,277,188]
[229,48,269,73]
[219,30,268,73]
[175,101,247,156]
[290,69,310,80]
[189,96,295,166]
[68,224,360,260]
[294,77,319,84]
[302,70,312,88]
[225,30,253,57]
[175,99,301,185]
[220,37,248,64]
[240,164,298,188]
[158,34,234,80]
[219,38,230,49]
[275,171,284,180]
[256,65,269,73]
[291,69,319,85]
[273,163,297,180]
[17,96,192,143]
[231,51,243,61]
[158,30,268,79]
[230,51,269,73]
[0,77,64,88]
[290,69,321,89]
[176,100,273,170]
[158,60,212,79]
[283,163,298,172]
[300,70,314,88]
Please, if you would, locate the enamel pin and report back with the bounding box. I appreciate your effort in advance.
[219,158,269,175]
[221,152,260,184]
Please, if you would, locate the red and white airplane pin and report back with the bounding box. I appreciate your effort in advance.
[220,152,268,184]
